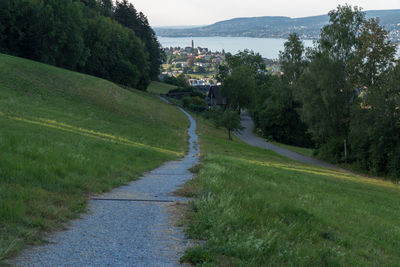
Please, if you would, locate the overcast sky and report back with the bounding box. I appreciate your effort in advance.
[129,0,400,26]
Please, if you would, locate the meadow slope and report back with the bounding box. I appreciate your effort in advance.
[182,117,400,266]
[0,54,188,262]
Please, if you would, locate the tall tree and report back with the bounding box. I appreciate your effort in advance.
[114,0,163,81]
[350,64,400,178]
[279,33,306,86]
[297,4,398,163]
[352,18,397,88]
[221,64,257,113]
[297,5,366,161]
[217,50,264,114]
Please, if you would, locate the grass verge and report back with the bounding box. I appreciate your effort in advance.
[0,54,188,263]
[181,117,400,266]
[270,141,314,157]
[147,81,177,94]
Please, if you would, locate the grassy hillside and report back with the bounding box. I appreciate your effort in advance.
[270,141,314,157]
[0,54,188,262]
[147,81,177,94]
[181,118,400,266]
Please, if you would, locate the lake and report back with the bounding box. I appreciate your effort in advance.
[158,36,315,59]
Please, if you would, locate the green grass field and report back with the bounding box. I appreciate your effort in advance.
[270,141,314,157]
[0,54,188,262]
[181,118,400,266]
[147,81,177,94]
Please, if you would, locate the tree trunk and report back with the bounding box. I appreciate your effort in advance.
[228,128,232,140]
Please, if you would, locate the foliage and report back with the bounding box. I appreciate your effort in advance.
[251,34,313,147]
[168,86,205,98]
[220,64,257,112]
[253,77,313,147]
[249,4,398,176]
[349,65,400,179]
[219,109,243,140]
[182,96,207,113]
[217,49,265,83]
[163,74,190,88]
[295,5,399,170]
[0,0,163,90]
[83,14,149,89]
[279,33,306,86]
[114,0,164,80]
[202,106,224,128]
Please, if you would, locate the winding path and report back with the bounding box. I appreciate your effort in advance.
[236,111,342,170]
[14,108,199,267]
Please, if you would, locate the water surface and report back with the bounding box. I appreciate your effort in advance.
[158,36,314,59]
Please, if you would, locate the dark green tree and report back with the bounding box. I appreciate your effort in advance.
[220,109,243,140]
[221,64,257,113]
[352,18,397,87]
[279,33,306,86]
[297,5,366,161]
[114,0,164,81]
[350,64,400,179]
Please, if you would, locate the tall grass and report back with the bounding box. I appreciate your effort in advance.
[0,54,188,262]
[182,118,400,266]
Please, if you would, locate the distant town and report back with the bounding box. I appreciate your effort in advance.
[159,41,281,86]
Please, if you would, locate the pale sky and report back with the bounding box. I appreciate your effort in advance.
[128,0,400,26]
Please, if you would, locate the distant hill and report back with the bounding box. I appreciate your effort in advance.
[155,9,400,41]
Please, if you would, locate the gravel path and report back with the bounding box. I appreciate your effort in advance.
[236,111,342,170]
[14,107,199,267]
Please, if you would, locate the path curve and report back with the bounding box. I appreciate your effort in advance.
[14,107,199,267]
[236,111,342,170]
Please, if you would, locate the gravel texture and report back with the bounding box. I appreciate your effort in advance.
[14,107,198,267]
[236,111,343,170]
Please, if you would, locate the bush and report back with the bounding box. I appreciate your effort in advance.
[168,87,206,98]
[316,137,346,163]
[202,106,224,128]
[182,96,207,113]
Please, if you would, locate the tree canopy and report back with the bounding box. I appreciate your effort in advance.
[0,0,163,90]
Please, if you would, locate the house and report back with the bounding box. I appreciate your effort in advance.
[158,72,172,81]
[208,86,227,107]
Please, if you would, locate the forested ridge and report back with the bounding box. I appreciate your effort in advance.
[0,0,162,90]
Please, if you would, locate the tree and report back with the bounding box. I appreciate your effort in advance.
[352,18,397,88]
[99,0,113,17]
[349,61,400,179]
[279,33,306,86]
[0,0,89,70]
[114,0,164,81]
[296,5,366,161]
[221,64,256,113]
[249,32,314,147]
[187,56,194,68]
[254,78,313,147]
[297,4,399,164]
[176,73,189,87]
[225,49,265,73]
[220,109,243,140]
